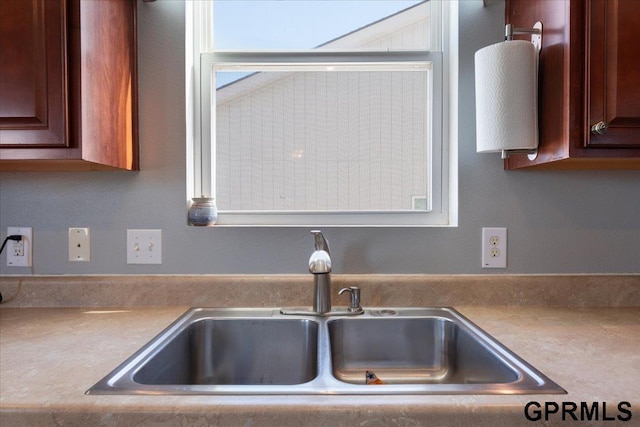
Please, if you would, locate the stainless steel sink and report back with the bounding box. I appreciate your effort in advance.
[133,318,317,386]
[329,316,518,385]
[87,307,565,395]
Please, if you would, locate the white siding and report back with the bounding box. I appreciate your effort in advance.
[216,70,428,211]
[215,3,430,212]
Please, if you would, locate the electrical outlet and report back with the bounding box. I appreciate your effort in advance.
[482,227,507,268]
[69,228,91,262]
[6,227,33,267]
[127,229,162,264]
[13,240,24,256]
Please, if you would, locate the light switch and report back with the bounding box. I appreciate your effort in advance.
[127,229,162,264]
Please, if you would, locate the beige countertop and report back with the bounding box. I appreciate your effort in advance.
[1,305,638,426]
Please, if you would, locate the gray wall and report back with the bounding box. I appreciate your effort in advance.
[1,0,638,275]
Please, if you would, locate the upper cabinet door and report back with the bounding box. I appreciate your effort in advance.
[0,0,138,171]
[0,0,68,147]
[505,0,640,169]
[587,0,640,148]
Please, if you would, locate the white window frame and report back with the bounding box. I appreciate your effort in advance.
[186,1,458,227]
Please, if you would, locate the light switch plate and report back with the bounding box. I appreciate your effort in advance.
[127,229,162,264]
[69,228,90,262]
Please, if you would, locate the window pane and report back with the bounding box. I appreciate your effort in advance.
[215,67,431,212]
[213,0,430,51]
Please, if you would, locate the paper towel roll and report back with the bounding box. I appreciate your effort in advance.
[475,40,538,153]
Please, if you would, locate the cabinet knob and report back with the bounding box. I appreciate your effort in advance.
[591,121,609,135]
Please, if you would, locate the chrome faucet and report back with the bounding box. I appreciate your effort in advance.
[280,230,363,316]
[309,230,331,314]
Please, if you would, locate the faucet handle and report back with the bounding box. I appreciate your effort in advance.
[309,230,331,274]
[338,287,363,313]
[310,230,330,255]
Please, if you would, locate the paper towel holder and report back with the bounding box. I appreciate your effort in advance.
[475,22,541,160]
[505,22,542,51]
[502,21,542,160]
[502,21,541,160]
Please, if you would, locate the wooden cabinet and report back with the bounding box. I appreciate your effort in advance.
[0,0,68,148]
[0,0,138,171]
[586,0,640,149]
[505,0,640,170]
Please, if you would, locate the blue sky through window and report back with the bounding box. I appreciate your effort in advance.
[213,0,424,50]
[213,0,426,87]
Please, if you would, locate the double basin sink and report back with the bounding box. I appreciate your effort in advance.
[87,307,565,395]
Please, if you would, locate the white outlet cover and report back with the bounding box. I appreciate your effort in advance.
[127,229,162,265]
[69,228,91,262]
[6,227,33,267]
[482,227,507,269]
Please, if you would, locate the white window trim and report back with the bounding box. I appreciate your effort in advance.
[186,1,458,227]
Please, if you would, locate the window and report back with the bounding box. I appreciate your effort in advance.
[187,0,458,226]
